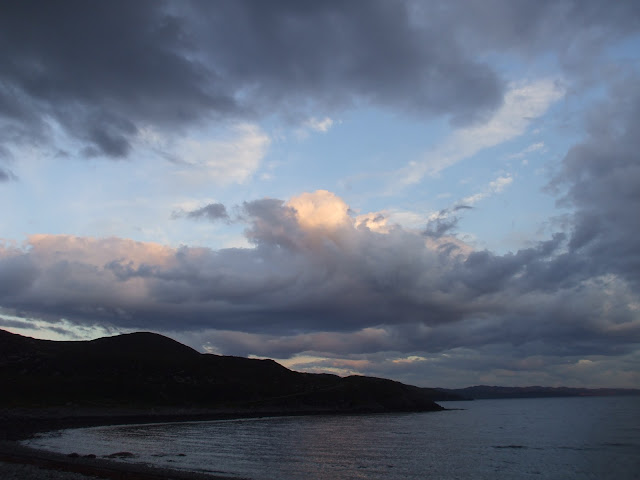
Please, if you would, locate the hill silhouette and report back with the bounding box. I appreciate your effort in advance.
[0,329,446,413]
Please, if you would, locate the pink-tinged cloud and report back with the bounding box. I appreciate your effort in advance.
[1,189,638,376]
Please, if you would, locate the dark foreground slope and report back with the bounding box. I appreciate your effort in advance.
[0,329,444,413]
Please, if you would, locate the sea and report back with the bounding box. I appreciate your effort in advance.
[23,396,640,480]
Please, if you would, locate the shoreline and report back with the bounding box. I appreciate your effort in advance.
[0,442,245,480]
[0,408,272,480]
[0,406,442,480]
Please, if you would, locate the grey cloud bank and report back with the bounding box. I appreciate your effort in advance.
[551,79,640,289]
[1,177,639,386]
[5,0,637,162]
[0,0,502,160]
[0,1,639,388]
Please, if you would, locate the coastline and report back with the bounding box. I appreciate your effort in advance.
[1,406,441,480]
[0,408,263,480]
[0,443,245,480]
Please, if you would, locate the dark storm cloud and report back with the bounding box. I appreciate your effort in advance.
[432,0,640,66]
[0,253,39,297]
[550,77,640,288]
[0,0,228,159]
[188,0,504,125]
[2,1,638,159]
[0,0,504,158]
[200,270,640,360]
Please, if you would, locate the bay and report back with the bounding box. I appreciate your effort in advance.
[24,396,640,480]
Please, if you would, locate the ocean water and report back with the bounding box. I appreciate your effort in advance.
[24,396,640,480]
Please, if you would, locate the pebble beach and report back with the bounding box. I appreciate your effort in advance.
[0,409,248,480]
[0,461,101,480]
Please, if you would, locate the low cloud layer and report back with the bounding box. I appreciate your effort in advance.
[1,183,638,386]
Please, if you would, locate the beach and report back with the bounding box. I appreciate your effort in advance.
[0,461,102,480]
[0,409,249,480]
[0,446,242,480]
[0,403,443,479]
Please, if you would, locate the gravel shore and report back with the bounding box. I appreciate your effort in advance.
[0,461,102,480]
[0,409,250,480]
[0,441,246,480]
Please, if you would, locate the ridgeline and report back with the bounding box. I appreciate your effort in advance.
[0,329,449,414]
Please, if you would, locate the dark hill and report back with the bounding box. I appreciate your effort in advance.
[88,331,201,358]
[0,329,444,413]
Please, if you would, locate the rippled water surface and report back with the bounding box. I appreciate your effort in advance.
[25,397,640,480]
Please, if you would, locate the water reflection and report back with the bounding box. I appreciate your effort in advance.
[24,397,640,480]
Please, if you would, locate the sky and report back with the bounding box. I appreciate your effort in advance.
[1,0,639,389]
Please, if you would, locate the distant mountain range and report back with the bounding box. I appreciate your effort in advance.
[436,385,640,400]
[0,329,449,413]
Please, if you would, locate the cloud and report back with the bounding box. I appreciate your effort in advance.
[419,175,512,240]
[423,213,461,240]
[549,75,640,288]
[509,142,545,160]
[174,203,229,222]
[287,190,351,231]
[0,167,16,182]
[354,212,391,234]
[295,116,336,139]
[1,190,638,380]
[1,1,639,387]
[0,0,504,160]
[1,0,636,167]
[176,124,270,184]
[139,123,271,185]
[273,346,640,389]
[460,175,513,206]
[393,79,564,188]
[0,1,225,159]
[304,117,334,134]
[424,0,640,71]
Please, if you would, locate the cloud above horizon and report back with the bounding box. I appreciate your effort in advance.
[1,186,639,387]
[0,1,639,389]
